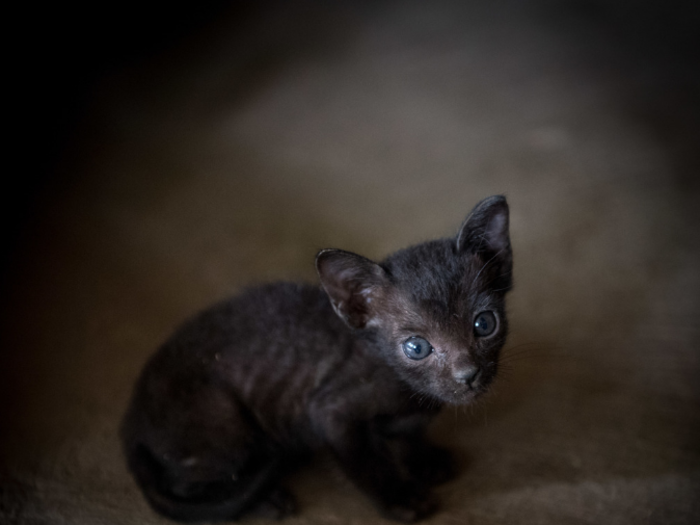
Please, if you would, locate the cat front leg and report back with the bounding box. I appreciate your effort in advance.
[394,438,457,487]
[375,413,457,488]
[318,413,438,522]
[242,484,297,520]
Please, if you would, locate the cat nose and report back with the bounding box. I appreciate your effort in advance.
[454,366,480,386]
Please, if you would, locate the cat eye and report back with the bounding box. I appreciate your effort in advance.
[473,311,497,337]
[402,337,433,360]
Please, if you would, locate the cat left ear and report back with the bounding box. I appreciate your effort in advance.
[456,195,510,256]
[316,249,388,329]
[456,195,513,291]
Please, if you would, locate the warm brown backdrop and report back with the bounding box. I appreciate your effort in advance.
[2,1,699,524]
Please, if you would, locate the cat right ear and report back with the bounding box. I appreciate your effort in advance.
[316,249,387,329]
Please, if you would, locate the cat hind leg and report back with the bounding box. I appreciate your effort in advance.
[127,442,291,522]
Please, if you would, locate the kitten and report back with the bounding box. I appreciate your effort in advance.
[121,195,513,523]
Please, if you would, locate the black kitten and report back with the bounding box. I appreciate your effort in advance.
[121,195,513,522]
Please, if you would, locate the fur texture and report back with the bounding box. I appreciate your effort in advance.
[121,195,513,522]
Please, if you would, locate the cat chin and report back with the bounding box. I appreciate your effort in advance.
[438,388,483,406]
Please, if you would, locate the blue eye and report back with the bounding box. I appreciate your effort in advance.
[402,337,433,360]
[474,311,497,337]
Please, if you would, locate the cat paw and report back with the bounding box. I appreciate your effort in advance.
[409,446,458,487]
[381,489,438,523]
[248,486,297,520]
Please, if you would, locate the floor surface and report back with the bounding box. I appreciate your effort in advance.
[2,1,699,524]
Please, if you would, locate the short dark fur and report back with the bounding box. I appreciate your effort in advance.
[121,196,513,522]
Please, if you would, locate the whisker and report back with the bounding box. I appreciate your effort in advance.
[500,342,564,361]
[503,341,542,350]
[499,351,541,362]
[482,269,514,291]
[470,248,506,290]
[501,346,539,358]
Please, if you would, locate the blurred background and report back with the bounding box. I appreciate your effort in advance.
[2,0,699,523]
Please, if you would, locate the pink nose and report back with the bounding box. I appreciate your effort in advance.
[454,366,480,386]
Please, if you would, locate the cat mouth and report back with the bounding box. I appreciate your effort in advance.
[444,385,483,405]
[441,367,488,404]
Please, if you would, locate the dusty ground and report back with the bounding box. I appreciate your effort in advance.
[2,1,699,524]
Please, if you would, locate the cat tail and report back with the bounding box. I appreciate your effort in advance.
[125,442,275,523]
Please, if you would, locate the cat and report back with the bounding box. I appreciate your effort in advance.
[120,195,513,523]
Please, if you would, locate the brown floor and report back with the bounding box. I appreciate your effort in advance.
[2,1,699,524]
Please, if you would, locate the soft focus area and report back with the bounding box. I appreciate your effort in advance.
[2,1,699,524]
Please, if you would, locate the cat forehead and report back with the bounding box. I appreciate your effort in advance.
[383,239,456,277]
[383,239,485,303]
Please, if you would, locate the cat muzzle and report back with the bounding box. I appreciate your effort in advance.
[453,366,481,388]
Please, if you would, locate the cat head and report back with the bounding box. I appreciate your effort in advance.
[316,195,512,405]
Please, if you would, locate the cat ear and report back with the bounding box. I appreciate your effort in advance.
[456,196,512,290]
[456,195,510,255]
[316,249,388,329]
